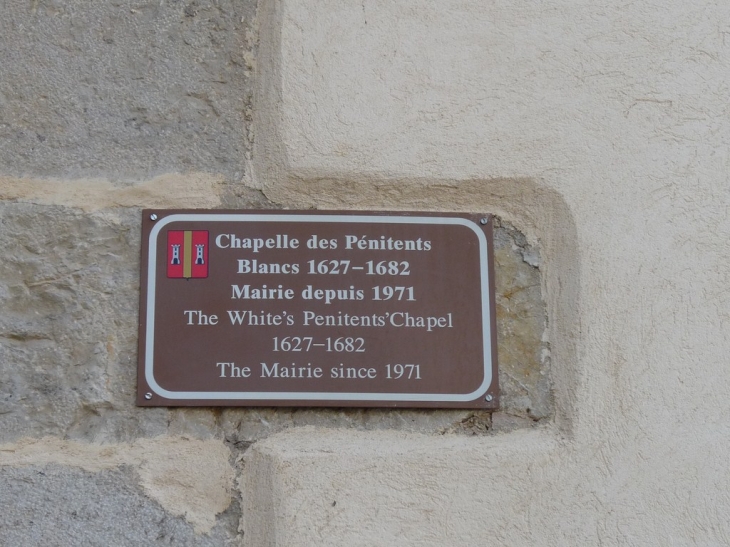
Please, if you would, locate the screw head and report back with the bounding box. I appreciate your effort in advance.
[485,394,494,402]
[479,217,488,225]
[150,214,158,221]
[145,392,152,400]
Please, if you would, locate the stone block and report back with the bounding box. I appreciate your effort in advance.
[0,0,257,182]
[0,465,237,546]
[0,201,549,444]
[0,204,165,442]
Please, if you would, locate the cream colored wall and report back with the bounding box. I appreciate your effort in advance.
[245,0,730,544]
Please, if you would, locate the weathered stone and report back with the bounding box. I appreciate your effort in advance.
[0,465,236,546]
[0,204,164,442]
[0,201,549,443]
[0,436,237,535]
[493,218,552,420]
[490,411,539,433]
[0,0,257,183]
[220,407,487,446]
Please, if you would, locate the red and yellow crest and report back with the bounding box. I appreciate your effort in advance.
[167,230,208,278]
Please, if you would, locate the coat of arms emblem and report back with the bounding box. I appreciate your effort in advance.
[167,230,209,278]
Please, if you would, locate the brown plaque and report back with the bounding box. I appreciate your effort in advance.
[137,210,498,408]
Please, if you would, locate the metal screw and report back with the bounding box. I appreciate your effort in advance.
[479,218,488,225]
[485,394,494,402]
[145,393,152,400]
[150,214,158,221]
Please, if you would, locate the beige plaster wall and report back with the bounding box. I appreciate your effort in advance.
[245,0,730,544]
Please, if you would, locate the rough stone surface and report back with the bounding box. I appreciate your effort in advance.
[0,0,257,183]
[0,436,236,534]
[0,173,228,211]
[493,218,550,421]
[0,200,548,445]
[0,197,544,544]
[0,465,237,546]
[0,204,161,443]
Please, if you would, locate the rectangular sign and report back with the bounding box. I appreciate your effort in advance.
[137,210,498,408]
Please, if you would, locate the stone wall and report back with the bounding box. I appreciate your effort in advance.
[4,0,729,545]
[0,1,550,544]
